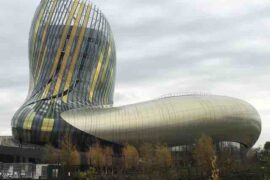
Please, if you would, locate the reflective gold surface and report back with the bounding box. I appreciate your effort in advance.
[62,95,261,147]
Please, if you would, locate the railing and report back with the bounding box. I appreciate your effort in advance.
[159,91,212,99]
[0,136,43,150]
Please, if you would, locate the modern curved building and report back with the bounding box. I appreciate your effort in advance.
[12,0,261,149]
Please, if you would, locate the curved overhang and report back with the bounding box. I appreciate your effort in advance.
[61,95,261,148]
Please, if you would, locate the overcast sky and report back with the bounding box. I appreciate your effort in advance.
[0,0,269,147]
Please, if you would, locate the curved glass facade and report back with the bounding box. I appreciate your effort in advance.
[12,0,116,145]
[12,0,261,148]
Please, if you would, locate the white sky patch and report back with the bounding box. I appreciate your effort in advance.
[192,0,270,17]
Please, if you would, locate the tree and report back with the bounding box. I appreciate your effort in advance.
[88,143,106,170]
[139,143,155,173]
[218,146,236,176]
[104,146,114,174]
[123,144,139,171]
[155,144,176,180]
[264,142,270,151]
[211,156,220,180]
[75,167,96,180]
[155,144,173,169]
[42,144,60,164]
[60,134,80,166]
[193,134,217,178]
[263,142,270,177]
[137,143,177,180]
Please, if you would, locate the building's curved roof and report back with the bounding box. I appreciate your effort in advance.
[62,95,261,147]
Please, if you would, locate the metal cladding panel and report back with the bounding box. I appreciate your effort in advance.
[12,0,116,145]
[11,0,261,148]
[61,95,261,147]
